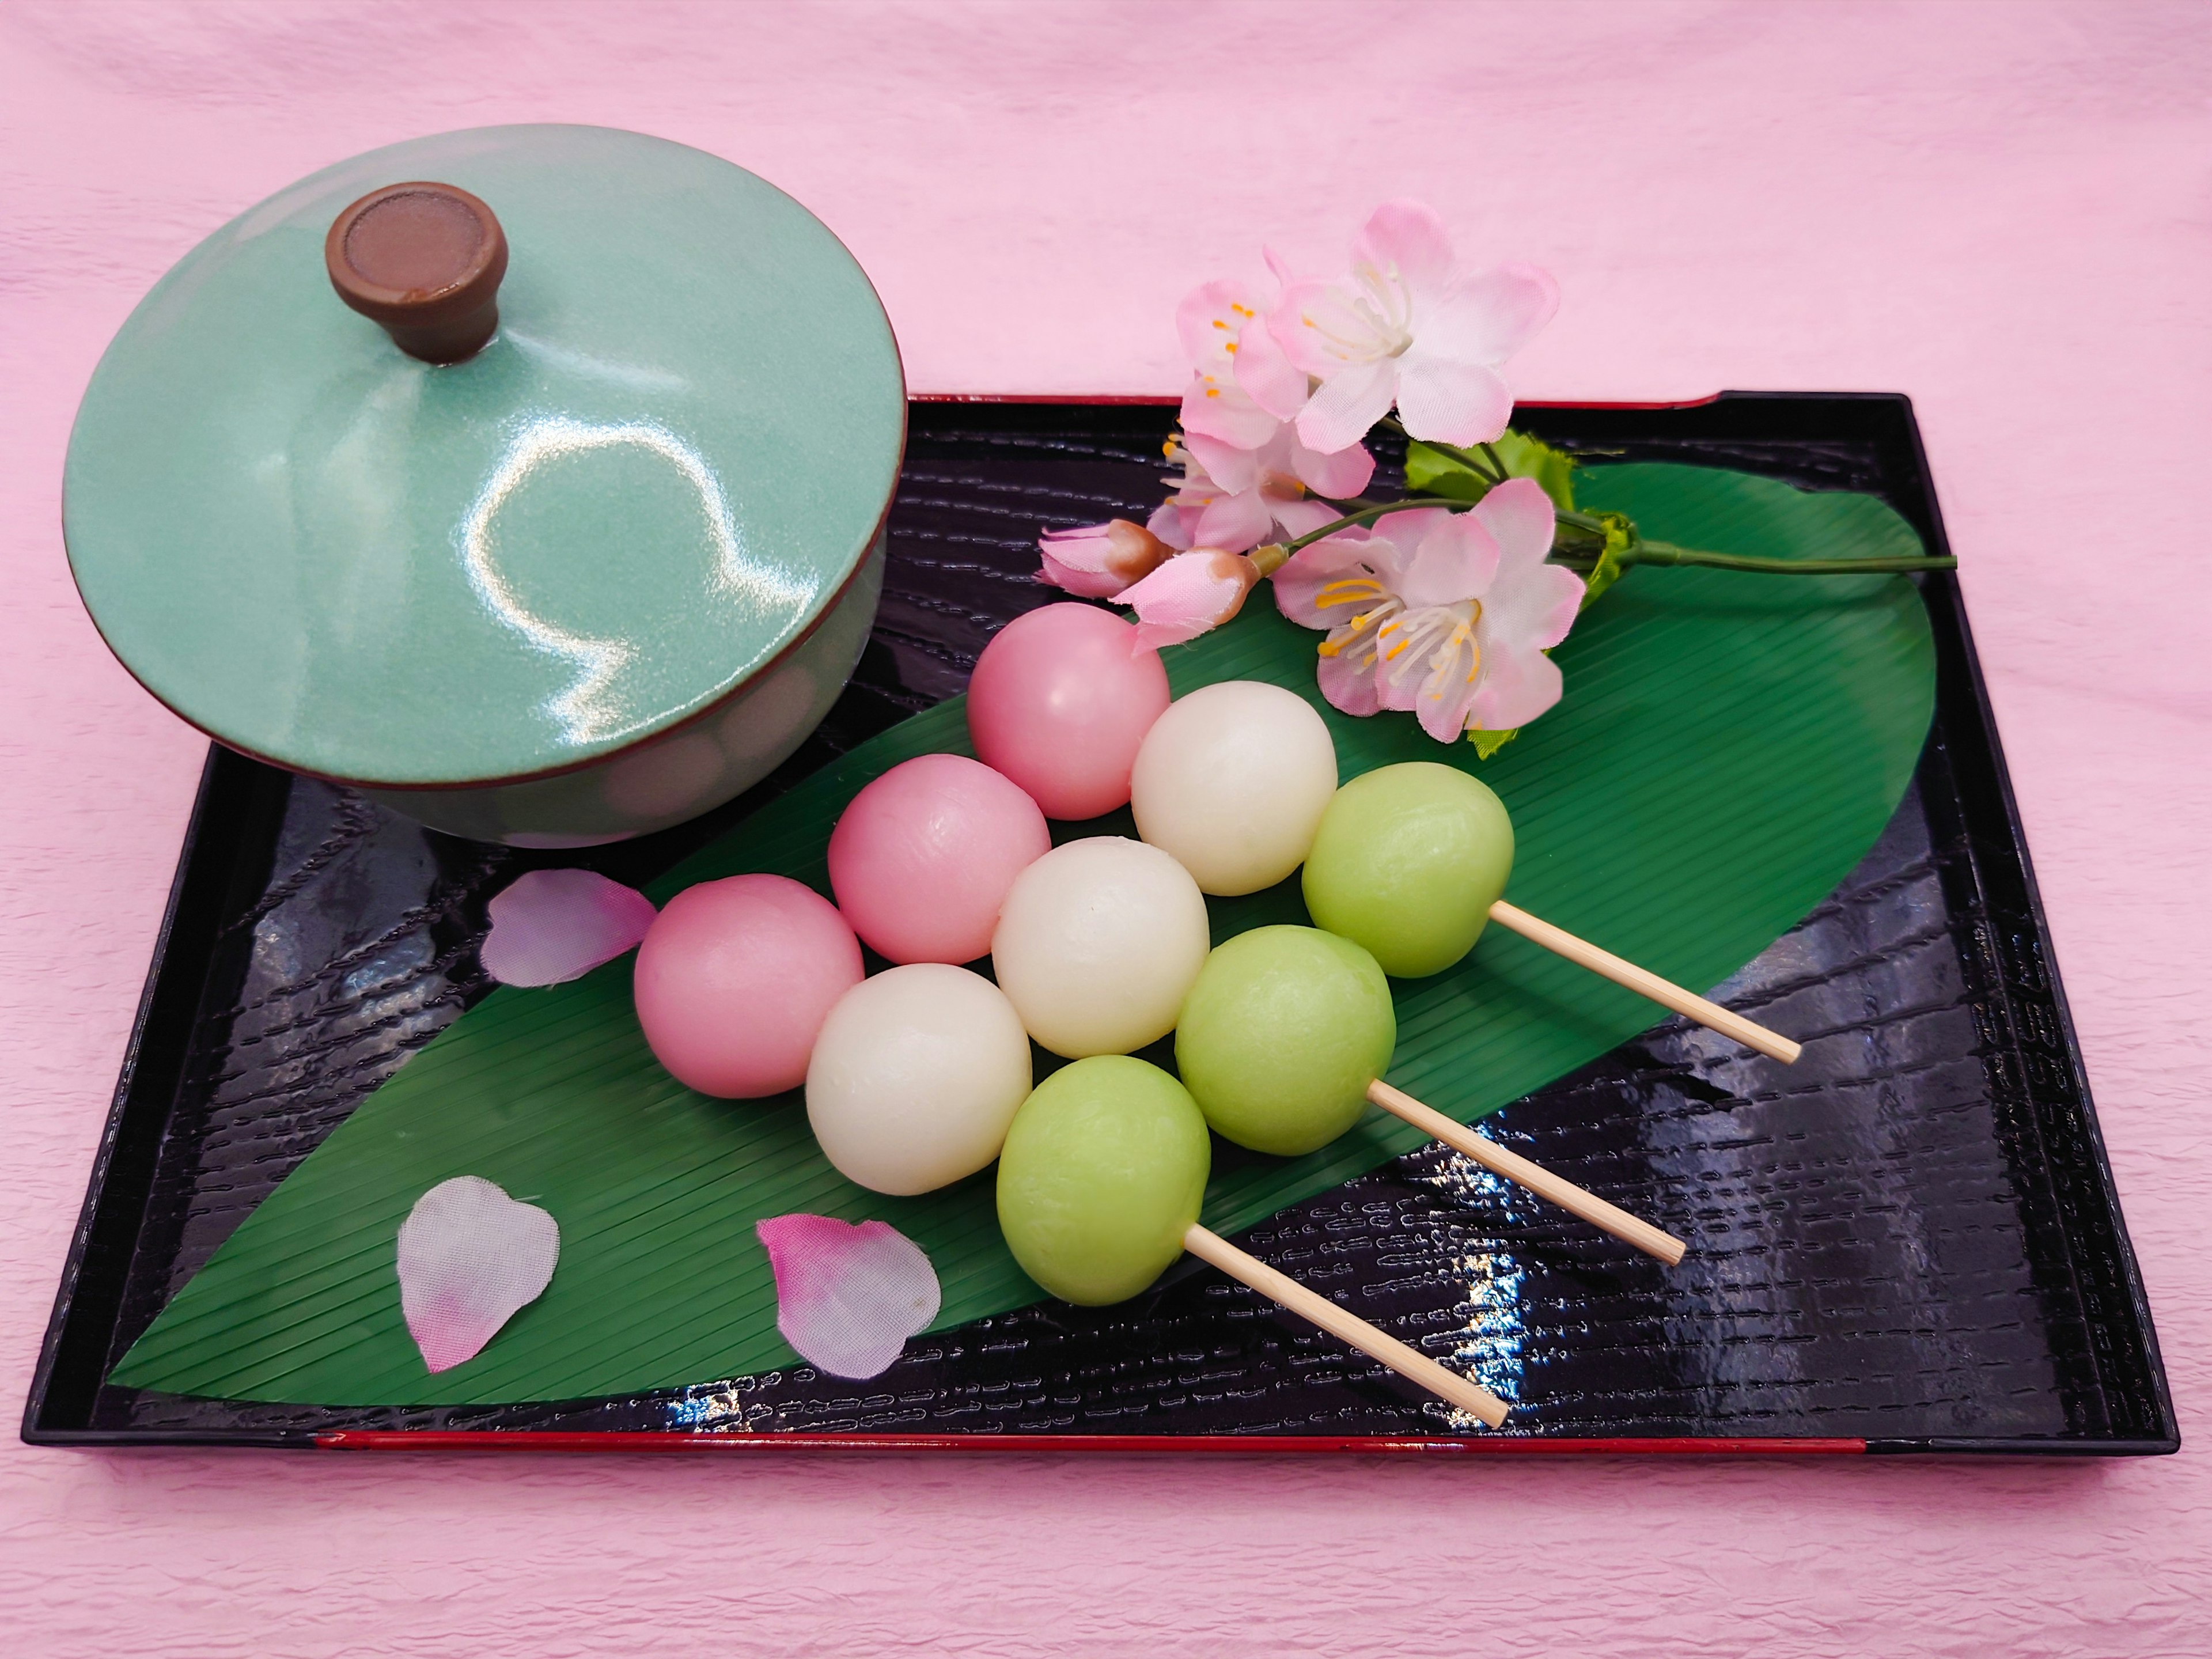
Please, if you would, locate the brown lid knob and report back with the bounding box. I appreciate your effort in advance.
[325,182,507,364]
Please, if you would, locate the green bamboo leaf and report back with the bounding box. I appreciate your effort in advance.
[111,464,1937,1407]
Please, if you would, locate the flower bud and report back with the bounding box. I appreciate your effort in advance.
[1036,520,1173,599]
[1115,548,1262,650]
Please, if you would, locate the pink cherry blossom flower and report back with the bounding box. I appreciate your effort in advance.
[1271,201,1559,454]
[1145,436,1367,558]
[1036,518,1173,597]
[1177,274,1313,442]
[1115,547,1267,651]
[1162,278,1378,556]
[1273,479,1584,741]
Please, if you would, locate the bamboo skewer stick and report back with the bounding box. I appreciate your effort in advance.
[1486,899,1802,1065]
[1181,1223,1509,1427]
[1366,1080,1688,1266]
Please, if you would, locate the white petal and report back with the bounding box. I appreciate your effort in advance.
[1418,263,1562,365]
[1354,200,1455,305]
[1393,354,1514,448]
[480,869,657,987]
[757,1214,942,1380]
[397,1177,560,1374]
[1296,357,1399,454]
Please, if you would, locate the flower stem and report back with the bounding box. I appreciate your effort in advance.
[1628,540,1956,574]
[1282,498,1446,552]
[1282,437,1958,576]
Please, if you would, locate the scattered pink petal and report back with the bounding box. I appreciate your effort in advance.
[396,1177,560,1374]
[757,1214,942,1379]
[480,868,657,986]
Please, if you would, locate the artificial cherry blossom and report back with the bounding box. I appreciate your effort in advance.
[1037,518,1173,597]
[1115,547,1270,651]
[1271,200,1558,454]
[1273,479,1584,741]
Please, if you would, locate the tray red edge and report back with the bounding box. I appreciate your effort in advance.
[315,1431,1865,1456]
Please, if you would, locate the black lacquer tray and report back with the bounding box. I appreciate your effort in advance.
[25,395,2176,1456]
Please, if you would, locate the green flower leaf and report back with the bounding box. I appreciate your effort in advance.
[1467,726,1520,759]
[1488,430,1578,513]
[1403,440,1489,501]
[1580,511,1636,609]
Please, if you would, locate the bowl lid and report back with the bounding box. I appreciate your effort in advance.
[63,124,905,787]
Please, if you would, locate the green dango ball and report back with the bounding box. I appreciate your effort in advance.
[1301,762,1515,978]
[1176,926,1397,1157]
[995,1055,1211,1305]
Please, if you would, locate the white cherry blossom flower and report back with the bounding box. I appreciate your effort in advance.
[1270,201,1558,454]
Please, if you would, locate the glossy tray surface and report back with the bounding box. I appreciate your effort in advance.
[25,395,2176,1454]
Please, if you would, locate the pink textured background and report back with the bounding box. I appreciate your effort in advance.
[2,2,2205,1652]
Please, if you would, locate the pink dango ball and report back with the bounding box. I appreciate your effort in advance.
[828,753,1051,964]
[634,873,863,1099]
[967,603,1171,820]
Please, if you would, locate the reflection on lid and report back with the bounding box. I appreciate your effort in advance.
[459,414,812,745]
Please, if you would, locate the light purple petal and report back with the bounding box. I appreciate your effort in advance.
[1270,497,1340,540]
[481,869,657,987]
[1354,199,1455,305]
[1184,428,1263,494]
[1316,642,1385,717]
[1419,262,1562,365]
[1469,640,1566,732]
[1039,550,1128,599]
[1234,311,1310,419]
[1470,477,1559,581]
[1396,511,1501,609]
[1176,277,1263,369]
[1193,487,1274,555]
[757,1214,941,1379]
[1415,621,1484,743]
[1181,369,1281,451]
[1392,353,1514,447]
[1272,277,1392,376]
[1272,535,1382,630]
[1147,498,1196,551]
[1484,559,1589,656]
[397,1177,559,1374]
[1296,357,1400,454]
[1291,434,1376,502]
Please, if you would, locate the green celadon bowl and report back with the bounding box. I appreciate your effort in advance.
[63,125,907,846]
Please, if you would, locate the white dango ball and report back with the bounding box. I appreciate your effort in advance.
[1130,680,1338,896]
[805,964,1033,1196]
[990,837,1210,1058]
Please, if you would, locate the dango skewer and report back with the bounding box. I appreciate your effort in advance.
[1176,924,1687,1265]
[1301,762,1801,1066]
[998,1054,1510,1426]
